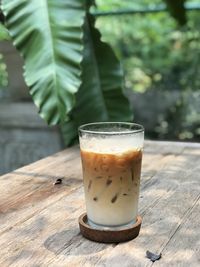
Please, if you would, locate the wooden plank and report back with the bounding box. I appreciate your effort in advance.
[0,142,160,265]
[0,142,173,237]
[0,141,199,266]
[0,147,82,236]
[0,186,110,266]
[154,195,200,267]
[0,146,80,207]
[92,147,200,267]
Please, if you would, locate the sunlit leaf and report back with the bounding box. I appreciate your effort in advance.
[62,14,132,145]
[2,0,85,124]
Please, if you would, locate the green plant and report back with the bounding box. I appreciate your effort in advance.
[95,0,200,141]
[0,22,9,88]
[1,0,132,144]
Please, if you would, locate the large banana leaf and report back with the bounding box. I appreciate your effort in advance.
[2,0,85,124]
[74,15,132,123]
[61,14,132,146]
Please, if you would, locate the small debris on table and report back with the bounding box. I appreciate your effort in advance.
[54,178,62,185]
[146,250,162,262]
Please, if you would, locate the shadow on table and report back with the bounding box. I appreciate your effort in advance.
[44,227,114,256]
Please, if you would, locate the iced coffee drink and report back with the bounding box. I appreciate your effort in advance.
[79,122,144,228]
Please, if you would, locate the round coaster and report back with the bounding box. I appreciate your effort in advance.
[78,213,142,243]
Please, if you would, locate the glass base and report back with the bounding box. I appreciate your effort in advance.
[88,218,137,231]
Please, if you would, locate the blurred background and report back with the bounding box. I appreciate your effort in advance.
[0,0,200,174]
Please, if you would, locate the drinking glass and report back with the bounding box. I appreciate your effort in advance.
[79,122,144,229]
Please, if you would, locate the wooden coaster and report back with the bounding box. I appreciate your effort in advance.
[78,213,142,243]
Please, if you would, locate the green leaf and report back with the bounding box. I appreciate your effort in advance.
[62,14,132,145]
[76,15,132,122]
[2,0,85,124]
[0,23,10,40]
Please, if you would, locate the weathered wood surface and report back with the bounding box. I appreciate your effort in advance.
[0,140,199,267]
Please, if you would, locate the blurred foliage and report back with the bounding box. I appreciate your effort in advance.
[0,23,9,88]
[95,0,162,10]
[95,0,200,141]
[0,53,8,87]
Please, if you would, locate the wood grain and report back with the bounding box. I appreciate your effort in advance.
[0,141,199,267]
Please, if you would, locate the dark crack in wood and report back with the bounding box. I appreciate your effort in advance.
[88,180,92,191]
[131,168,135,181]
[111,193,119,203]
[96,176,103,179]
[106,179,112,186]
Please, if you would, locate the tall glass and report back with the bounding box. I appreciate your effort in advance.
[79,122,144,229]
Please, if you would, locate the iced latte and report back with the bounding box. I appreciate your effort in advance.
[79,123,144,228]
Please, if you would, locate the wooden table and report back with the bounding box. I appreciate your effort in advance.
[0,141,199,267]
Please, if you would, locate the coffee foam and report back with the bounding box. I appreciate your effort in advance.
[80,133,144,154]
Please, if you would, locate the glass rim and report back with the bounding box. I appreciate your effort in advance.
[78,122,144,135]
